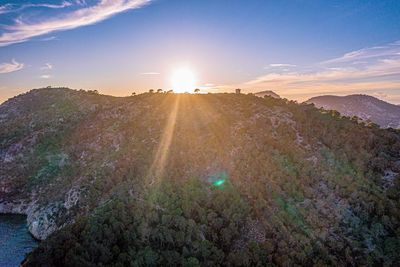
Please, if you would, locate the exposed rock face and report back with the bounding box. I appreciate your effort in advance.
[0,201,32,215]
[0,88,109,239]
[0,190,81,240]
[0,200,44,239]
[306,94,400,128]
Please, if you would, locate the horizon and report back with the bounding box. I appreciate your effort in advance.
[3,86,400,107]
[1,0,400,103]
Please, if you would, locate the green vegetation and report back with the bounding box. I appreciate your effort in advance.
[27,179,258,267]
[0,88,399,266]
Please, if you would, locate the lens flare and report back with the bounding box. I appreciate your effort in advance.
[208,171,228,187]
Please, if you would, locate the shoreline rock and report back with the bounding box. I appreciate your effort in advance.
[0,201,56,240]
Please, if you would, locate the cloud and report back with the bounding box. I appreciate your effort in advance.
[0,1,73,15]
[268,63,297,68]
[40,74,52,79]
[373,92,388,99]
[41,36,58,42]
[41,63,53,70]
[0,59,24,74]
[0,5,8,13]
[247,60,400,86]
[140,72,160,75]
[75,0,87,6]
[323,41,400,64]
[239,41,400,102]
[0,0,151,47]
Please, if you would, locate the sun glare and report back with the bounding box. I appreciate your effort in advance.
[171,68,197,93]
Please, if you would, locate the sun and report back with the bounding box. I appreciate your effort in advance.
[171,68,197,93]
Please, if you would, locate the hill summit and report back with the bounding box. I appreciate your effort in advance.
[0,88,399,266]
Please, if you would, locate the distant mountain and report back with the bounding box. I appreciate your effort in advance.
[1,88,400,266]
[254,90,280,99]
[306,94,400,128]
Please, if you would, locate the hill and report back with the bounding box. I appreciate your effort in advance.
[306,94,400,128]
[0,88,399,266]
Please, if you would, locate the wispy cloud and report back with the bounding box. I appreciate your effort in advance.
[0,0,151,47]
[41,36,58,42]
[268,63,297,68]
[241,41,400,102]
[41,63,53,70]
[323,41,400,64]
[0,5,8,13]
[75,0,87,6]
[373,92,388,99]
[40,74,52,79]
[0,59,24,74]
[0,1,73,15]
[140,72,160,75]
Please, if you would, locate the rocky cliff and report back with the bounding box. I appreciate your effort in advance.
[0,88,117,239]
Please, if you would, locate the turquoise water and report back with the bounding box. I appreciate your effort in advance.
[0,214,38,267]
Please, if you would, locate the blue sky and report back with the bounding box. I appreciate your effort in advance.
[0,0,400,102]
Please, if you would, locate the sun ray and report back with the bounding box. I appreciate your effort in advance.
[147,95,180,186]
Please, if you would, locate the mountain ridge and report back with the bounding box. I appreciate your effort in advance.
[306,94,400,128]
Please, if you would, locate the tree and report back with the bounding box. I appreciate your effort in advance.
[131,92,136,96]
[88,89,99,94]
[330,110,341,118]
[194,88,200,93]
[149,89,154,93]
[157,89,163,93]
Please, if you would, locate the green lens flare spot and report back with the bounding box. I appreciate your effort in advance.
[208,171,228,187]
[213,179,225,186]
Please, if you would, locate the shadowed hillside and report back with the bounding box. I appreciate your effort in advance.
[1,88,399,266]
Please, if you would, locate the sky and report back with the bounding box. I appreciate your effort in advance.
[0,0,400,103]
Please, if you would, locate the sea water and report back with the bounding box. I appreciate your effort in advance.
[0,214,38,267]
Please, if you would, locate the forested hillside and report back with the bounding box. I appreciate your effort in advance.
[1,88,399,266]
